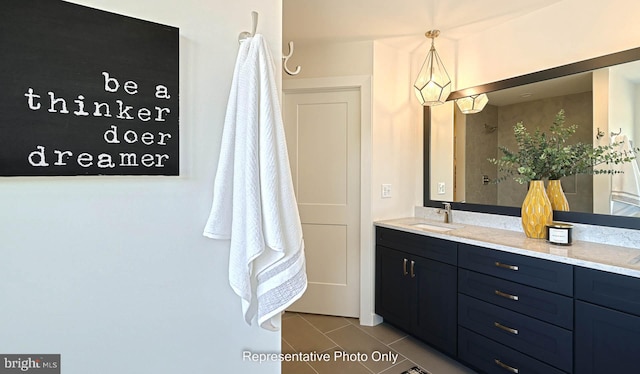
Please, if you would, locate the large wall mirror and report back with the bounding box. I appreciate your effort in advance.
[424,47,640,230]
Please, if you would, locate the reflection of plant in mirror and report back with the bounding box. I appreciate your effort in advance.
[488,110,639,184]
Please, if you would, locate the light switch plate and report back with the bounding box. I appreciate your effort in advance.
[381,184,392,198]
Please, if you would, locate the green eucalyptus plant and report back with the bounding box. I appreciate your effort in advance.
[489,109,638,184]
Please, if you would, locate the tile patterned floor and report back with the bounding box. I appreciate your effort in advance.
[282,312,477,374]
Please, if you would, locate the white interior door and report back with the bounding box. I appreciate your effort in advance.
[283,87,361,318]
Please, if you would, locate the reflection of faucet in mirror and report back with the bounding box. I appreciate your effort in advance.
[611,128,622,137]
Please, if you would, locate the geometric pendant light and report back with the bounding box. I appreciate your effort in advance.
[413,30,452,106]
[455,93,489,114]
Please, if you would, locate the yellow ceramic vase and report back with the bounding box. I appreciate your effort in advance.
[546,179,570,211]
[521,180,553,238]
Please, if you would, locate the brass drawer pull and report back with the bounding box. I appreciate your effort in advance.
[410,260,415,278]
[495,289,519,301]
[494,359,519,373]
[403,258,408,276]
[495,261,519,271]
[494,321,519,335]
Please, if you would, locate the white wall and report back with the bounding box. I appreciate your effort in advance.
[372,39,422,221]
[0,1,283,373]
[456,0,640,89]
[283,40,373,79]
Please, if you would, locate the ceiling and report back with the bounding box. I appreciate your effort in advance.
[283,0,563,45]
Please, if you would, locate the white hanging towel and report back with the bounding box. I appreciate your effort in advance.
[203,34,307,330]
[610,135,640,216]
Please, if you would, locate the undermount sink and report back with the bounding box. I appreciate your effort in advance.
[410,222,462,232]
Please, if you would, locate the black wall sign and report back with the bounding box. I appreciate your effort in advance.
[0,0,179,176]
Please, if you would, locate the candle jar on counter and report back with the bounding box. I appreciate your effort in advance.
[546,223,573,245]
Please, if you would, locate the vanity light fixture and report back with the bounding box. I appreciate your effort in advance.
[414,30,451,106]
[455,93,489,114]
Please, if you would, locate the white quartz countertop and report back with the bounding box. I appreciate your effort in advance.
[375,217,640,278]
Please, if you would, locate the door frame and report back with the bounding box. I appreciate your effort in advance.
[283,75,378,326]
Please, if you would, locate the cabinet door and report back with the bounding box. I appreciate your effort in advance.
[375,245,412,331]
[413,256,458,356]
[575,301,640,374]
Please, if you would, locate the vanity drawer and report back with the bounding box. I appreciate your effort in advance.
[458,244,573,296]
[459,269,573,328]
[376,227,457,265]
[575,266,640,317]
[458,327,567,374]
[458,294,572,372]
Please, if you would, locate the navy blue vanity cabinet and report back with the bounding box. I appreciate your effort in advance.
[575,267,640,374]
[375,227,458,356]
[457,244,574,373]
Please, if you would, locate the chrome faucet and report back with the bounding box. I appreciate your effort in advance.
[438,202,452,223]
